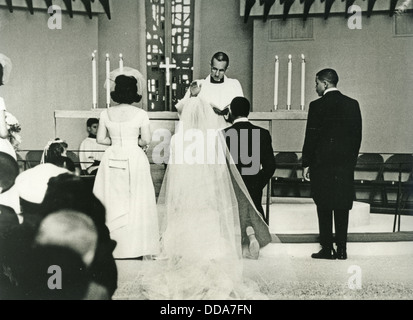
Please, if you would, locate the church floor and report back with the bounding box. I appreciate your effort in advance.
[113,204,413,300]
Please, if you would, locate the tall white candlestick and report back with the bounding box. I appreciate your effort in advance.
[119,53,124,72]
[92,52,97,109]
[301,54,306,110]
[106,53,111,108]
[287,54,292,110]
[274,55,279,110]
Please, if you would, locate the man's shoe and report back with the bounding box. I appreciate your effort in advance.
[246,226,260,260]
[336,247,347,260]
[311,248,337,260]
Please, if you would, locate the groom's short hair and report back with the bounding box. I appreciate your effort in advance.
[316,68,339,86]
[230,96,250,118]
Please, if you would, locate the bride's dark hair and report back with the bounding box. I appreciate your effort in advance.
[0,63,4,86]
[111,75,142,105]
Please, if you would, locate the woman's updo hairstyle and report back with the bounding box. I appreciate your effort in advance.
[111,75,142,105]
[45,141,66,164]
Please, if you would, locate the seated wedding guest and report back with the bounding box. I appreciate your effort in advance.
[21,209,104,300]
[0,163,71,299]
[39,173,118,299]
[0,151,20,299]
[18,245,91,300]
[0,151,19,216]
[14,163,69,226]
[0,221,41,300]
[10,169,117,299]
[41,138,80,174]
[6,210,99,300]
[79,118,108,175]
[0,151,20,228]
[35,209,98,272]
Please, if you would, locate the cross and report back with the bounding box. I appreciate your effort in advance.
[159,57,177,86]
[160,57,177,111]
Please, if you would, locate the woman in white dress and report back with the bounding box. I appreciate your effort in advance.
[0,53,15,159]
[0,53,20,214]
[93,68,159,260]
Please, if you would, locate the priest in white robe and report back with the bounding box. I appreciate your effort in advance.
[176,51,243,128]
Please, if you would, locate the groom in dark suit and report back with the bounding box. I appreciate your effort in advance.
[302,68,362,260]
[224,96,276,259]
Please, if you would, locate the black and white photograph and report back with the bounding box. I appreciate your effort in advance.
[0,0,412,306]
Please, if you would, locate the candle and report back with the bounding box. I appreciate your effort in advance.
[287,54,292,110]
[301,54,306,110]
[119,53,124,72]
[106,53,111,108]
[92,52,97,109]
[274,55,279,110]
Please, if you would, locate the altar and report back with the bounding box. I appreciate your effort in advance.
[54,109,308,198]
[53,41,311,201]
[53,109,309,159]
[53,108,373,232]
[54,109,308,128]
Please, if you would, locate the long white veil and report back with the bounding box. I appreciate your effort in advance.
[115,97,274,300]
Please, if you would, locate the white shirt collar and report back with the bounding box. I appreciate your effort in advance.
[233,117,249,124]
[324,87,339,95]
[206,75,227,83]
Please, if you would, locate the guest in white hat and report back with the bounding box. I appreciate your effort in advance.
[14,163,69,225]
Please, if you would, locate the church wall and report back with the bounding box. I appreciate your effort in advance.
[97,0,146,110]
[2,3,412,156]
[0,7,98,151]
[253,13,413,154]
[0,1,147,153]
[197,0,254,105]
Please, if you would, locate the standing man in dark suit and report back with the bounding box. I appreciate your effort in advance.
[302,68,362,260]
[224,96,276,259]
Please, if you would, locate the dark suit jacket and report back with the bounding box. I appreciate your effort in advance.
[0,204,19,237]
[224,121,276,208]
[302,90,362,210]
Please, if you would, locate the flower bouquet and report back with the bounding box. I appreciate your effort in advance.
[5,111,22,150]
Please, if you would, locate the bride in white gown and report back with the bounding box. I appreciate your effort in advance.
[115,95,278,300]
